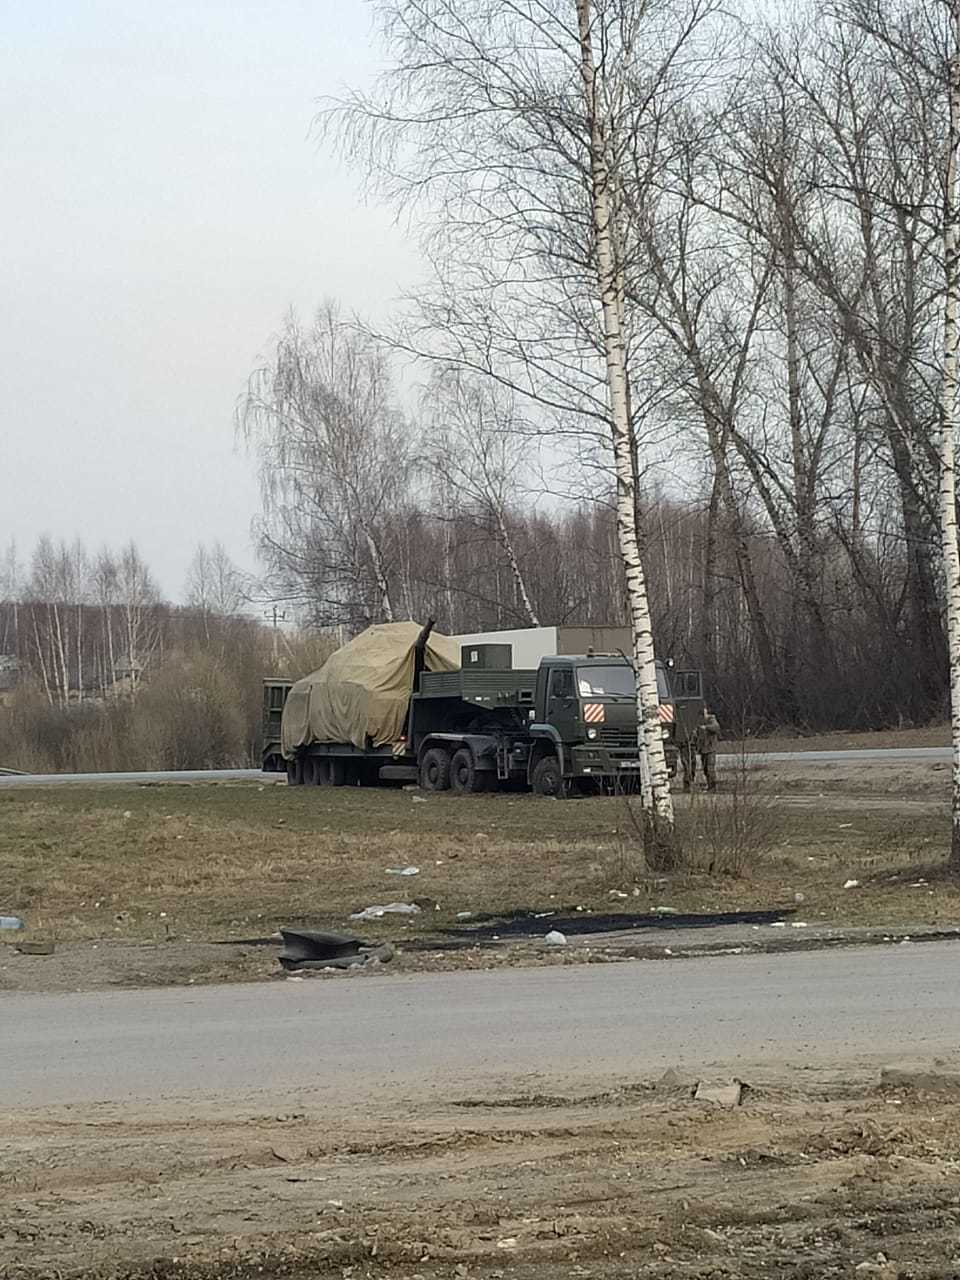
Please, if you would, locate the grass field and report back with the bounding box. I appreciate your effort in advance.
[2,777,959,959]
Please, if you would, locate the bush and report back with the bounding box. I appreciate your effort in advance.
[680,763,779,877]
[621,756,778,878]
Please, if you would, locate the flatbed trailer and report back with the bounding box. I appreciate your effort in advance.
[263,630,701,796]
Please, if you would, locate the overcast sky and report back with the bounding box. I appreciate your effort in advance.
[1,0,420,600]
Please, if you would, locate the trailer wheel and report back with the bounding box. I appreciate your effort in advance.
[531,754,563,798]
[420,746,451,791]
[304,757,330,786]
[450,747,485,793]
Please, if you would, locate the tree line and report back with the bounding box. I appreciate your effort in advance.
[0,536,331,773]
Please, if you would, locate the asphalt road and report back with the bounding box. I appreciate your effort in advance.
[5,944,957,1109]
[0,746,951,787]
[743,746,950,764]
[0,768,270,787]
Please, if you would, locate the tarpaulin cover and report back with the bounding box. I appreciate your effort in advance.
[281,621,459,755]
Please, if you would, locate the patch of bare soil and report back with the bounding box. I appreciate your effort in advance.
[725,724,951,753]
[3,1067,960,1279]
[753,758,950,800]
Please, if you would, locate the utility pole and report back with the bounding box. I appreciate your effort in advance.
[265,606,287,667]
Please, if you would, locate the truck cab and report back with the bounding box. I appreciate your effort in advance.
[524,654,678,795]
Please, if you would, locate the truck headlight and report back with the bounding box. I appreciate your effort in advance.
[587,727,598,740]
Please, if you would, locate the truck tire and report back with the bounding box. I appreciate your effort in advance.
[531,754,563,798]
[420,746,451,791]
[450,747,485,794]
[304,757,330,786]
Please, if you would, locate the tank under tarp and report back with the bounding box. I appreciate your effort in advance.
[280,621,459,755]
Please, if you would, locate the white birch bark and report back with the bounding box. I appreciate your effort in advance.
[941,2,960,869]
[31,613,53,706]
[52,602,69,708]
[362,526,395,623]
[575,0,674,826]
[495,506,540,626]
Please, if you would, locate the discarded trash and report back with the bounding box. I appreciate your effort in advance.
[455,911,474,920]
[608,890,628,899]
[843,879,861,889]
[793,892,805,904]
[279,929,362,968]
[0,916,24,930]
[350,902,421,921]
[496,1237,518,1250]
[694,1080,744,1107]
[769,921,787,928]
[278,928,395,971]
[411,796,428,803]
[543,929,567,946]
[653,906,679,915]
[790,921,808,929]
[385,866,420,876]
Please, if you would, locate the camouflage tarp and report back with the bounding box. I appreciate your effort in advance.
[280,621,459,756]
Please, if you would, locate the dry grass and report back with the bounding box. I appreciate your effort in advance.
[725,722,951,753]
[2,780,960,950]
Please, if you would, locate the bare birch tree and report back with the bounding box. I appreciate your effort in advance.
[116,542,160,693]
[941,0,960,866]
[185,542,247,628]
[423,371,541,627]
[241,305,412,627]
[574,0,674,826]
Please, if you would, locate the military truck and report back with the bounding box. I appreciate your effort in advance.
[262,621,703,796]
[450,625,706,753]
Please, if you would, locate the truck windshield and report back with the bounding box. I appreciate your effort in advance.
[577,664,671,700]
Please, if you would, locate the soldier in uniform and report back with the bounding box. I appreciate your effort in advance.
[696,706,721,790]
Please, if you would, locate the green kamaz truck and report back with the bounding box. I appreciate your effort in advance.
[262,621,704,796]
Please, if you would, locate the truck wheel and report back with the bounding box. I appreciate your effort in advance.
[305,757,330,786]
[531,754,563,798]
[450,747,484,793]
[420,747,451,791]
